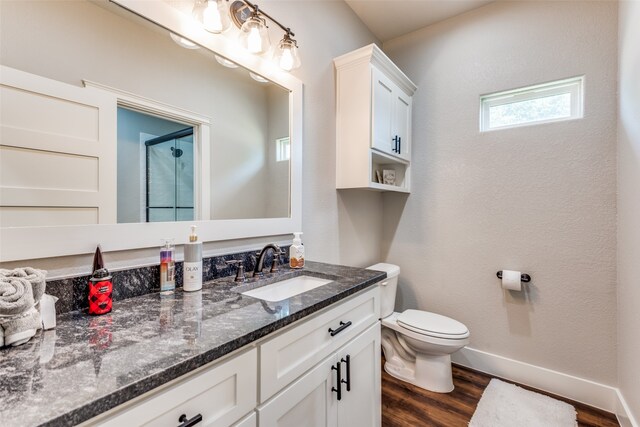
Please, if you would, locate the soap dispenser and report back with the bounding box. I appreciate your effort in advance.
[289,232,305,269]
[183,225,203,292]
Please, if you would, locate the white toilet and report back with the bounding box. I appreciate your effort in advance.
[367,263,470,393]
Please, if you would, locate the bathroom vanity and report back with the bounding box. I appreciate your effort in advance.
[0,262,385,427]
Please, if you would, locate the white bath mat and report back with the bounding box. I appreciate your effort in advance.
[469,379,577,427]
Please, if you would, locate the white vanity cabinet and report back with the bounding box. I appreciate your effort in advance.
[335,44,417,193]
[85,286,381,427]
[257,324,380,427]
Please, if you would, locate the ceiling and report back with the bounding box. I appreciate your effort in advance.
[344,0,494,42]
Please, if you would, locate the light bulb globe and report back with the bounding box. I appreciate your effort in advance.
[274,34,301,71]
[239,13,270,55]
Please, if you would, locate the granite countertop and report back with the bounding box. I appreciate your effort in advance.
[0,261,385,427]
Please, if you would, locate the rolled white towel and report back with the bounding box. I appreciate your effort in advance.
[0,267,46,303]
[0,307,41,347]
[0,276,35,317]
[0,324,4,347]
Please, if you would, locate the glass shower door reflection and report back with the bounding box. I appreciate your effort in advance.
[146,128,194,222]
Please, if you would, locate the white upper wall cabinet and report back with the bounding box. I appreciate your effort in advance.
[334,44,417,193]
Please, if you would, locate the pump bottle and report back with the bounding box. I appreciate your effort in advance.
[289,232,305,269]
[183,225,203,291]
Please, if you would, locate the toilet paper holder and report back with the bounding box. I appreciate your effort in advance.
[496,271,531,283]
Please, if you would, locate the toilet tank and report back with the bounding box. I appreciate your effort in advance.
[367,263,400,318]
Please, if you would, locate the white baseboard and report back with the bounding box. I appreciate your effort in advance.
[451,347,618,412]
[615,388,639,427]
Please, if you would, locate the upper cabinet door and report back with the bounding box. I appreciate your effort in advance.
[394,90,411,161]
[371,68,394,155]
[371,66,412,161]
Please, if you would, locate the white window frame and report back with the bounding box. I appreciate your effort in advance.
[480,76,584,132]
[275,137,290,162]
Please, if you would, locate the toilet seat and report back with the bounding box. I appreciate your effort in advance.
[397,310,469,340]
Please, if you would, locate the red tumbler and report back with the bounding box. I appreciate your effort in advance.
[89,268,113,315]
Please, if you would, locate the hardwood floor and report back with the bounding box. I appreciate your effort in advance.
[381,361,619,427]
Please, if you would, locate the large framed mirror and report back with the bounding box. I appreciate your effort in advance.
[0,0,303,261]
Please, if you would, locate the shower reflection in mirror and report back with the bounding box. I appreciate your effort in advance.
[117,107,194,223]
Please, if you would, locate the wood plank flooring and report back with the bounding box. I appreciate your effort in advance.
[381,361,619,427]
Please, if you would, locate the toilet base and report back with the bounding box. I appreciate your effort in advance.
[384,353,454,393]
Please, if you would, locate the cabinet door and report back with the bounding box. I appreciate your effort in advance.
[371,67,394,155]
[394,91,411,161]
[258,356,338,427]
[337,323,381,427]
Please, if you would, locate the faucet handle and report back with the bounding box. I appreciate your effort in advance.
[225,260,245,282]
[270,253,280,273]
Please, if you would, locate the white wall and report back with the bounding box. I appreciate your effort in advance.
[0,1,382,276]
[383,1,618,385]
[617,0,640,422]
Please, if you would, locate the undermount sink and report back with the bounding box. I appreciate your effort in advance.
[241,275,333,302]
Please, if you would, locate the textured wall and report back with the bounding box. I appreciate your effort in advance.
[617,0,640,421]
[0,1,383,277]
[383,1,618,385]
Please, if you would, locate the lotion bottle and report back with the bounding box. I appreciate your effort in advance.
[183,225,203,291]
[289,232,305,269]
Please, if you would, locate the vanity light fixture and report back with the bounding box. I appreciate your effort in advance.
[192,0,232,34]
[193,0,302,71]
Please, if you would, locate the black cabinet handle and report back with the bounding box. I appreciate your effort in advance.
[178,413,202,427]
[341,355,351,392]
[392,135,399,153]
[328,321,352,337]
[331,362,342,401]
[398,136,401,154]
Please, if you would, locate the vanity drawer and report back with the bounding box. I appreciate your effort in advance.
[96,348,257,427]
[259,286,380,402]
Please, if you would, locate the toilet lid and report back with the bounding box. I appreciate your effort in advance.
[397,310,469,339]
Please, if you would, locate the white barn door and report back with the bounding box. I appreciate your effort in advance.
[0,65,117,227]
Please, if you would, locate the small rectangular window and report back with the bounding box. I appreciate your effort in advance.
[275,137,290,162]
[480,76,584,131]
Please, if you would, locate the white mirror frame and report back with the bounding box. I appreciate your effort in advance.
[0,0,302,262]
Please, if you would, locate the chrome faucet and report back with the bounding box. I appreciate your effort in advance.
[253,243,282,277]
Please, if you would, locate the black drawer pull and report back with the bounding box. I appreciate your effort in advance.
[178,413,203,427]
[328,321,352,337]
[331,362,342,401]
[341,354,351,391]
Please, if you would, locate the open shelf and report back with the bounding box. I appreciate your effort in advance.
[370,150,410,192]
